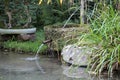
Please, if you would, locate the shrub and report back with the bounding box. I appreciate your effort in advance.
[77,5,120,76]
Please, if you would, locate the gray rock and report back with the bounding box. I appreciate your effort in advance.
[61,45,92,66]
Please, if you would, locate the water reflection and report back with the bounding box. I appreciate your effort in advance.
[0,51,120,80]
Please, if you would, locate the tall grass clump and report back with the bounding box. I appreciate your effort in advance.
[77,5,120,76]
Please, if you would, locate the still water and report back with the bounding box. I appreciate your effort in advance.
[0,51,119,80]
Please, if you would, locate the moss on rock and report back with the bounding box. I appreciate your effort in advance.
[44,23,90,51]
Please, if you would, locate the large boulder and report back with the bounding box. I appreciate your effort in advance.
[61,45,92,66]
[44,24,89,51]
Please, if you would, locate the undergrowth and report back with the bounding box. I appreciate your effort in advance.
[3,29,47,53]
[77,5,120,76]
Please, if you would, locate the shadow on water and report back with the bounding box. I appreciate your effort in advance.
[0,51,120,80]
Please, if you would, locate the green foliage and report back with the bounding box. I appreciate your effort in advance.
[36,2,53,27]
[3,30,47,53]
[36,0,80,27]
[78,5,120,76]
[0,0,39,28]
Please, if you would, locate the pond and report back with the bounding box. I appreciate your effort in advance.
[0,51,119,80]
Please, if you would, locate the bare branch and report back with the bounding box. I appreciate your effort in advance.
[6,11,12,28]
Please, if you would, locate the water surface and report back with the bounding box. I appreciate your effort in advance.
[0,51,119,80]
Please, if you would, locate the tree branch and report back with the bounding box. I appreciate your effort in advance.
[6,11,12,28]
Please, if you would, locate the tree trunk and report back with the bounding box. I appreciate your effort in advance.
[23,5,31,28]
[80,0,85,24]
[6,11,12,28]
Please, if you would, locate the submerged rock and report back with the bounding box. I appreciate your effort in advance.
[61,45,92,66]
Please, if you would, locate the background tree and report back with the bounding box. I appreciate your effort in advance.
[0,0,39,28]
[39,0,86,24]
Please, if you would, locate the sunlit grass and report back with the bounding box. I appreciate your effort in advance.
[77,5,120,76]
[3,29,47,53]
